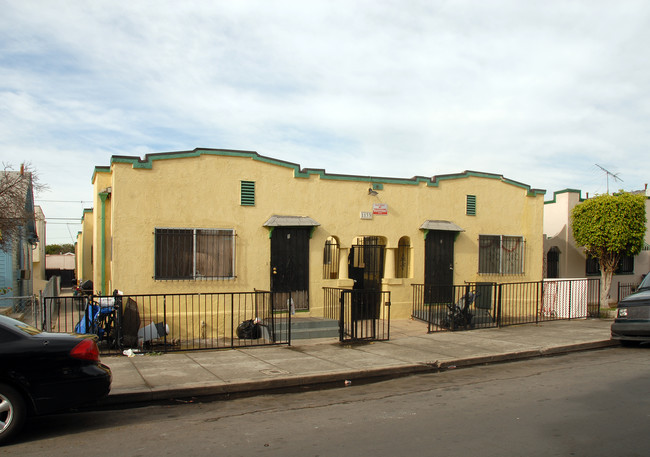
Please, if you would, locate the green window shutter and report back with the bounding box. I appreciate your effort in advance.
[466,195,476,216]
[241,181,255,206]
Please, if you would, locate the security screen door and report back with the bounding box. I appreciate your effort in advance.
[270,227,310,311]
[424,231,455,303]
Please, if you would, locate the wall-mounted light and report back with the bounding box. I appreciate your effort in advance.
[368,188,378,196]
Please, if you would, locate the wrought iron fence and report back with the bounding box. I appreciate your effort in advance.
[41,291,291,355]
[586,278,602,317]
[412,283,498,333]
[324,287,391,342]
[324,287,341,320]
[413,278,601,332]
[618,282,640,303]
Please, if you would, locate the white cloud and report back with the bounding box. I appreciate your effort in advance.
[1,0,650,242]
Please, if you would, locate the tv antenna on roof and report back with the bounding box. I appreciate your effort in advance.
[595,164,622,194]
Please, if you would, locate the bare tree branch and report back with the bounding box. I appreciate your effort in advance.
[0,163,47,250]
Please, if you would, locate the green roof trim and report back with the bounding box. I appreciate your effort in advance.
[93,148,546,197]
[91,166,111,183]
[80,208,93,222]
[544,189,585,205]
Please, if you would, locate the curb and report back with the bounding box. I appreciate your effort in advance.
[437,339,618,369]
[99,339,617,408]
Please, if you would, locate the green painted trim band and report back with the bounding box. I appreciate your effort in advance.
[544,189,585,204]
[95,148,546,197]
[92,166,111,184]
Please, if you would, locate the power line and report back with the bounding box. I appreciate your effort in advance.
[36,199,93,203]
[45,217,83,221]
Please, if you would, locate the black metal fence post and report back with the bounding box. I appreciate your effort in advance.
[162,295,168,351]
[114,290,123,351]
[597,278,601,315]
[288,291,292,346]
[85,293,94,336]
[40,296,47,331]
[230,293,234,349]
[536,281,541,324]
[386,293,391,341]
[339,291,345,342]
[426,285,433,333]
[568,280,573,321]
[496,284,502,328]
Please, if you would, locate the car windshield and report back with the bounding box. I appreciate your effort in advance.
[0,315,42,335]
[639,274,650,291]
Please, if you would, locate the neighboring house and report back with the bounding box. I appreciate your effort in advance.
[80,148,546,319]
[543,187,650,305]
[46,253,76,287]
[32,205,48,293]
[75,208,94,286]
[0,172,38,306]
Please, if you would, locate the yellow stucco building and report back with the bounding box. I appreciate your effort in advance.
[79,148,545,319]
[75,208,94,286]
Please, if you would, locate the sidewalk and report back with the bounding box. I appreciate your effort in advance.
[100,318,616,407]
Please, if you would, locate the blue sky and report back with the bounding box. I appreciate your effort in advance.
[1,0,649,244]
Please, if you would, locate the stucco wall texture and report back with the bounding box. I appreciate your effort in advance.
[84,149,545,319]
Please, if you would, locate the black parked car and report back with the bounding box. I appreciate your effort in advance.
[0,315,112,444]
[612,274,650,346]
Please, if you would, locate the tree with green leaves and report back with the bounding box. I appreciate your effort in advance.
[45,244,75,255]
[571,192,647,308]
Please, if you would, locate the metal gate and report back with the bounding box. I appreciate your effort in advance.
[348,237,385,292]
[339,289,391,342]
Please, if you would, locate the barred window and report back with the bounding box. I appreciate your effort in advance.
[586,254,634,276]
[396,236,411,278]
[586,255,599,276]
[616,254,634,275]
[155,228,235,280]
[479,235,525,275]
[323,236,340,279]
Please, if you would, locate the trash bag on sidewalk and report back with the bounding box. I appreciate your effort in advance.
[121,298,141,347]
[237,319,261,339]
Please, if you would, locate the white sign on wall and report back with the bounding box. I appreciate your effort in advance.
[373,203,388,215]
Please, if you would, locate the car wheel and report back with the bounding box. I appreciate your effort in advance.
[0,384,26,445]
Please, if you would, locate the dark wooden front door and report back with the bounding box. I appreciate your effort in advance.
[270,227,310,311]
[424,231,455,303]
